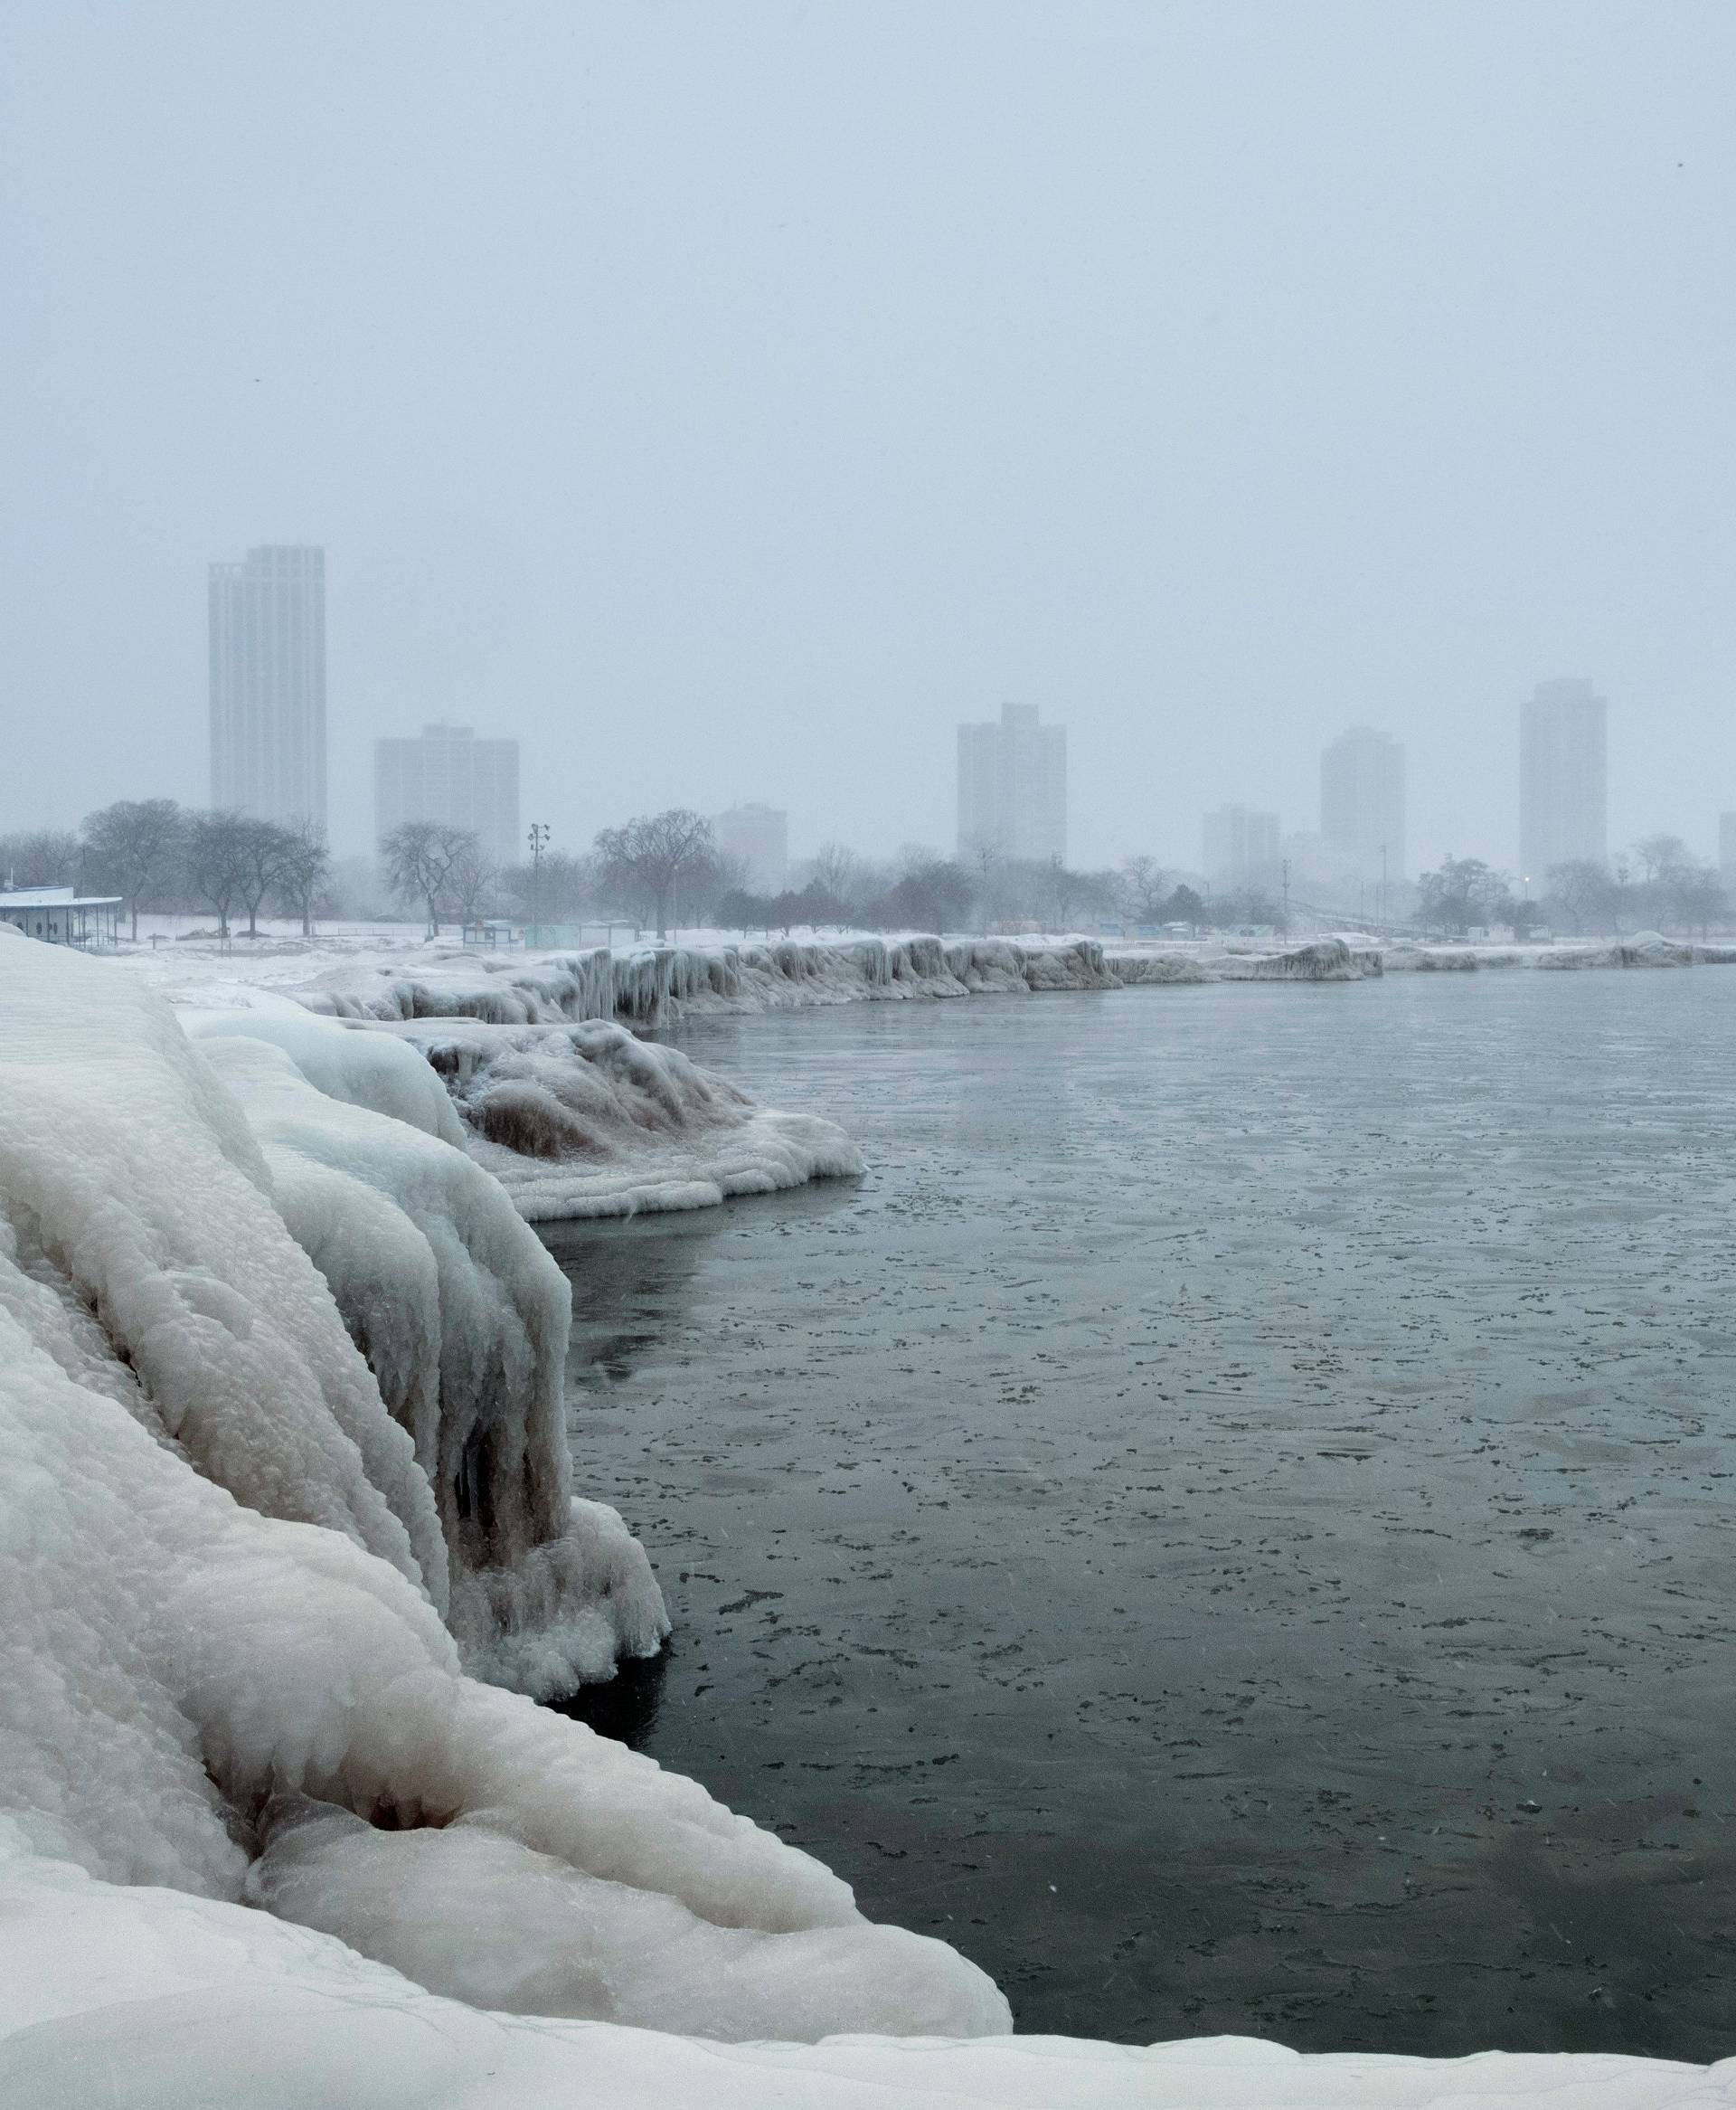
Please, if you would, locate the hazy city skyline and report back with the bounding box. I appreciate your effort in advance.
[6,4,1735,869]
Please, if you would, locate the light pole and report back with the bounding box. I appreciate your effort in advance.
[528,821,550,941]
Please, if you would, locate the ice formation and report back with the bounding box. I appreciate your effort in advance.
[189,1026,666,1691]
[5,1830,1731,2107]
[296,932,1136,1030]
[0,930,1007,2045]
[366,1015,863,1219]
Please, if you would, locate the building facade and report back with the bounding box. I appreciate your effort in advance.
[374,723,521,865]
[957,703,1067,865]
[1721,812,1736,880]
[712,803,788,893]
[1519,678,1607,884]
[209,544,327,829]
[1202,805,1280,885]
[1320,725,1405,886]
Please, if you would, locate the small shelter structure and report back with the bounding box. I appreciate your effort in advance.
[0,886,123,948]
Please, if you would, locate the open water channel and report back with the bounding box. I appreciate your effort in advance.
[543,970,1736,2057]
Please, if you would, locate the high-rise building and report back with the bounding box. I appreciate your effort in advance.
[1203,805,1280,884]
[1720,812,1736,881]
[209,544,326,829]
[1320,725,1405,885]
[1519,679,1607,885]
[957,703,1067,865]
[712,803,788,894]
[374,723,521,865]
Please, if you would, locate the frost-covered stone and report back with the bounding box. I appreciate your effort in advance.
[0,932,1007,2044]
[373,1015,864,1220]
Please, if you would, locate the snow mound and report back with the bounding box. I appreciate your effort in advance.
[5,1831,1731,2107]
[0,933,1007,2044]
[369,1016,864,1221]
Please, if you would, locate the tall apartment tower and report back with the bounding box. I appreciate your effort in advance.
[957,703,1067,865]
[1203,805,1280,884]
[1719,811,1736,881]
[373,723,521,865]
[1320,725,1405,883]
[1519,679,1607,884]
[712,803,788,893]
[209,544,327,829]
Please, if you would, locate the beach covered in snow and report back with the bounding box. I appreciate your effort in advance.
[5,923,1732,2105]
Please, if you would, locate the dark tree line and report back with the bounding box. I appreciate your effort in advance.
[0,801,334,941]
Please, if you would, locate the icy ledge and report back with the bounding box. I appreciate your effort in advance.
[0,930,1005,2047]
[194,1000,865,1223]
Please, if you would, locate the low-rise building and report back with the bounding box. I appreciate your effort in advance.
[0,886,122,947]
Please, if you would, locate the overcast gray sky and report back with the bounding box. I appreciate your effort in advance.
[5,1,1733,872]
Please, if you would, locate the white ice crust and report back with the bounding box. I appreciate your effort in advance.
[0,931,1006,2051]
[375,1015,864,1220]
[5,1828,1731,2106]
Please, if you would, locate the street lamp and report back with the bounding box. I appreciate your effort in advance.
[528,821,551,941]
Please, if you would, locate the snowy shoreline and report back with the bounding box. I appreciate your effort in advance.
[5,929,1736,2100]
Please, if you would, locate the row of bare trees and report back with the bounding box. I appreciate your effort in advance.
[1,801,333,941]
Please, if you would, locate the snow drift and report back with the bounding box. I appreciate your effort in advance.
[0,930,1007,2043]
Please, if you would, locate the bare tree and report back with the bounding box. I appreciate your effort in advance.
[806,841,863,907]
[1543,859,1609,935]
[184,810,255,938]
[448,837,500,924]
[1632,833,1690,885]
[1669,861,1724,940]
[1118,855,1170,925]
[382,819,477,936]
[273,818,331,938]
[230,818,294,937]
[593,809,715,939]
[0,828,80,889]
[80,799,185,941]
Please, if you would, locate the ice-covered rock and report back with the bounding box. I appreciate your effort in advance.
[1535,931,1696,970]
[293,932,1156,1031]
[193,1029,668,1691]
[0,932,1008,2044]
[1107,949,1219,986]
[370,1015,863,1221]
[1216,938,1366,982]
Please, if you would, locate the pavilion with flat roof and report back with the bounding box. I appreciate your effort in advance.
[0,886,123,948]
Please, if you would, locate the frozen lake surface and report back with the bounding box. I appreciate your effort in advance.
[543,974,1736,2057]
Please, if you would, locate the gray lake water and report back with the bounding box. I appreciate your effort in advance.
[542,972,1736,2058]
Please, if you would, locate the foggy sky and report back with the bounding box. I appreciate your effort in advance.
[5,1,1733,874]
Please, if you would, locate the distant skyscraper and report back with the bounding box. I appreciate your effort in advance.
[712,803,788,893]
[1320,725,1405,883]
[1720,812,1736,880]
[374,723,521,865]
[209,544,326,829]
[1519,679,1607,884]
[957,703,1067,865]
[1203,805,1280,884]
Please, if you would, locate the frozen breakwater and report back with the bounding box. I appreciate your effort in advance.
[5,932,1736,2098]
